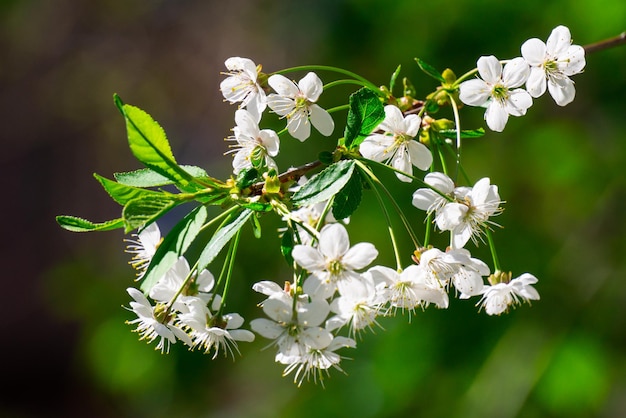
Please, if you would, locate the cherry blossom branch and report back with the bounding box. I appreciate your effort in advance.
[584,31,626,54]
[248,160,322,195]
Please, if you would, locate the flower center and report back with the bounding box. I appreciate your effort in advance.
[328,259,344,276]
[491,84,509,104]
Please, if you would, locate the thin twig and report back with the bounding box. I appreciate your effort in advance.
[584,31,626,54]
[248,160,323,195]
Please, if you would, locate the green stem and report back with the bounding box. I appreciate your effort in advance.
[326,104,350,114]
[486,229,501,272]
[273,65,382,95]
[166,259,200,313]
[358,164,404,270]
[356,160,421,250]
[217,230,241,316]
[448,93,462,182]
[324,79,370,90]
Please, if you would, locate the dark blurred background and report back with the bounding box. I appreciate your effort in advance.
[2,0,626,417]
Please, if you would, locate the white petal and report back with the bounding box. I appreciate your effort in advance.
[425,172,455,193]
[224,313,245,329]
[392,149,413,182]
[521,38,547,66]
[259,129,280,156]
[246,90,267,122]
[224,57,257,80]
[343,242,378,270]
[230,329,255,342]
[411,188,439,211]
[359,135,393,162]
[301,327,333,350]
[303,274,336,300]
[477,55,502,84]
[252,280,283,296]
[235,109,260,137]
[268,74,299,97]
[309,104,334,136]
[406,140,433,171]
[266,95,295,117]
[547,25,572,56]
[436,203,466,230]
[287,111,311,141]
[506,89,533,116]
[548,77,576,106]
[451,224,473,249]
[525,67,547,98]
[403,114,421,137]
[459,79,491,106]
[319,223,350,260]
[262,298,292,323]
[196,269,215,293]
[484,101,509,132]
[502,57,529,88]
[327,336,357,351]
[298,299,330,327]
[292,245,326,272]
[250,318,284,339]
[298,72,324,102]
[561,45,585,75]
[380,105,405,133]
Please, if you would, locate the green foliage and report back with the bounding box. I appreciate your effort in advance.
[122,195,177,233]
[292,160,356,207]
[140,205,209,293]
[114,166,209,188]
[197,209,253,271]
[389,64,402,94]
[415,58,445,83]
[438,128,486,139]
[343,88,385,149]
[56,215,125,232]
[281,228,295,265]
[94,173,165,206]
[332,169,363,220]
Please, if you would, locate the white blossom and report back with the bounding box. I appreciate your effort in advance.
[125,222,162,280]
[125,287,192,353]
[521,25,586,106]
[459,55,532,132]
[360,105,433,182]
[478,273,540,315]
[293,223,378,299]
[220,57,267,121]
[227,109,279,174]
[266,72,334,141]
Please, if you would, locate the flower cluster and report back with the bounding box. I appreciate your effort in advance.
[58,23,613,387]
[459,25,585,131]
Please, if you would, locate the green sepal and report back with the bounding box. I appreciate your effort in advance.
[56,215,125,232]
[403,77,417,98]
[197,209,253,271]
[281,228,295,265]
[438,128,486,139]
[389,64,401,94]
[292,160,356,207]
[114,165,210,188]
[122,195,177,233]
[114,94,195,189]
[343,88,385,149]
[332,169,363,220]
[139,205,208,293]
[415,58,445,83]
[94,173,165,206]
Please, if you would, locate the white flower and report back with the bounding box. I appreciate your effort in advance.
[415,176,502,249]
[125,222,162,280]
[266,72,334,141]
[125,287,192,353]
[227,109,279,174]
[521,25,585,106]
[459,55,532,132]
[250,291,333,364]
[293,223,378,299]
[220,57,267,121]
[178,298,254,358]
[149,257,215,312]
[478,273,540,315]
[372,265,448,313]
[412,171,456,214]
[326,272,386,336]
[360,105,433,182]
[283,336,356,387]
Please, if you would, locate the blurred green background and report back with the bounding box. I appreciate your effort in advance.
[2,0,626,417]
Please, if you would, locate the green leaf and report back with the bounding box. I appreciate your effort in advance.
[403,77,417,98]
[332,169,362,220]
[122,195,177,232]
[115,95,194,188]
[140,205,208,293]
[114,165,209,188]
[438,128,486,139]
[94,173,165,206]
[415,58,445,83]
[239,201,272,212]
[389,64,401,93]
[56,215,125,232]
[235,167,259,189]
[343,88,385,149]
[292,160,356,207]
[250,214,262,239]
[197,209,253,271]
[281,228,294,265]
